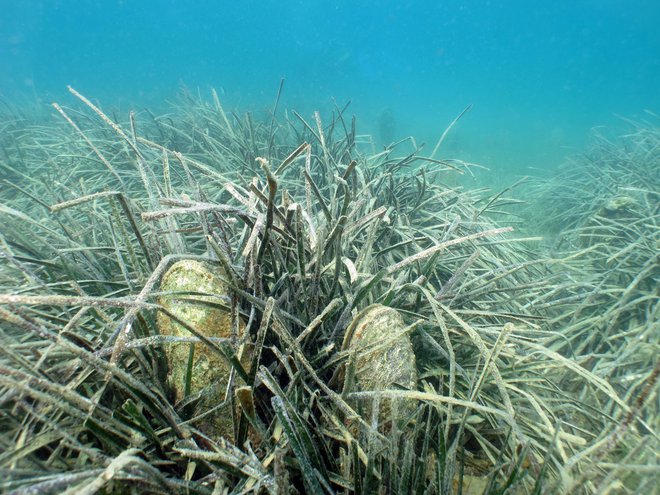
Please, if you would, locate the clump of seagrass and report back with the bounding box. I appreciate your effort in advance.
[522,118,660,493]
[3,86,651,495]
[157,259,249,441]
[342,304,417,428]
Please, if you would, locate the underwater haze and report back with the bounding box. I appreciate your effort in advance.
[2,0,660,174]
[1,2,659,493]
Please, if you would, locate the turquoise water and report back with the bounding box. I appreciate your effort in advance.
[2,0,659,174]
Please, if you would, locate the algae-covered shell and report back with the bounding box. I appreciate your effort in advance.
[603,195,638,216]
[342,304,417,425]
[156,259,249,441]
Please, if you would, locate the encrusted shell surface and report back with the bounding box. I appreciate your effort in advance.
[156,259,249,441]
[342,304,418,426]
[582,195,640,247]
[602,195,638,216]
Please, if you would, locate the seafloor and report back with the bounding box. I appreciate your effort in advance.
[0,89,657,494]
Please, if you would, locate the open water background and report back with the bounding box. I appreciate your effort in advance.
[2,0,659,176]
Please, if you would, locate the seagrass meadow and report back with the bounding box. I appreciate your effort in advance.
[0,88,657,494]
